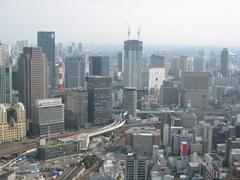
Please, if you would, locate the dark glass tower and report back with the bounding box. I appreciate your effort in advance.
[37,31,55,88]
[89,55,109,76]
[221,48,230,77]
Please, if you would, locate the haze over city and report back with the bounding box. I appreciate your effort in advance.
[2,0,240,46]
[3,0,240,179]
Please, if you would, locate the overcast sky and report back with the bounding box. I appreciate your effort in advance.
[1,0,240,46]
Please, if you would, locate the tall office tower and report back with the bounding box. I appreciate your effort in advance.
[18,47,48,119]
[87,76,112,125]
[124,40,143,89]
[57,42,63,56]
[221,48,230,77]
[125,154,148,180]
[0,66,12,103]
[65,56,85,88]
[181,72,210,110]
[32,98,64,136]
[65,89,88,129]
[194,48,208,72]
[124,87,137,117]
[172,132,193,156]
[0,103,26,144]
[148,68,165,91]
[0,43,4,65]
[150,55,165,68]
[89,55,109,76]
[160,80,179,106]
[118,51,123,71]
[37,31,55,88]
[78,42,82,55]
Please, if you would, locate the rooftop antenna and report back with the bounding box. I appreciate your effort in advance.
[137,21,142,40]
[126,21,131,40]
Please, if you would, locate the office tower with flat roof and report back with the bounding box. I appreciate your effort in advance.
[125,154,148,180]
[150,55,165,68]
[37,31,55,88]
[65,56,85,88]
[160,80,179,106]
[0,43,4,65]
[33,98,64,136]
[89,55,109,76]
[18,47,48,119]
[124,87,137,117]
[65,89,88,129]
[124,40,143,89]
[118,51,123,71]
[0,103,26,144]
[181,72,210,110]
[0,65,12,103]
[87,76,112,125]
[221,48,230,77]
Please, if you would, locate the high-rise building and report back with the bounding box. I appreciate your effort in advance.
[124,87,137,117]
[0,43,4,65]
[124,40,143,89]
[37,31,55,87]
[148,68,165,91]
[0,103,26,144]
[150,55,165,68]
[0,65,12,103]
[89,55,109,76]
[181,113,197,129]
[181,72,210,110]
[32,98,64,136]
[18,47,48,119]
[78,42,82,55]
[125,154,148,180]
[65,56,85,88]
[221,48,230,77]
[160,80,179,106]
[65,89,88,129]
[118,51,123,71]
[87,76,112,125]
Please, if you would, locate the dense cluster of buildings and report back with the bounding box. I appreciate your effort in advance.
[2,30,240,179]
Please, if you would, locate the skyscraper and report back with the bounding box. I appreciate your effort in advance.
[18,47,48,119]
[0,65,12,103]
[124,87,137,117]
[37,31,55,88]
[89,55,109,76]
[221,48,230,77]
[118,51,123,71]
[0,43,4,65]
[65,56,85,88]
[124,40,143,89]
[150,55,165,68]
[65,89,88,129]
[87,76,112,125]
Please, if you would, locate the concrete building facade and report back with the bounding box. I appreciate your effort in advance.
[33,98,64,136]
[0,103,26,144]
[124,40,143,89]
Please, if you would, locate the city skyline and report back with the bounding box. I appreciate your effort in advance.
[1,0,240,46]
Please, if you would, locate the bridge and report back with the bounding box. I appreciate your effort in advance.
[59,112,126,150]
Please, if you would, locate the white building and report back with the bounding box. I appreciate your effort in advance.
[149,68,165,91]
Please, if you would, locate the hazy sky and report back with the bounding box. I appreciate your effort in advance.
[1,0,240,46]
